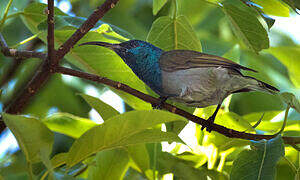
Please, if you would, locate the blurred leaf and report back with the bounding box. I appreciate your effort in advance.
[202,111,252,149]
[21,3,151,110]
[153,0,168,15]
[266,46,300,87]
[231,136,285,180]
[176,152,207,168]
[20,2,66,34]
[79,93,119,121]
[66,110,186,167]
[280,92,300,113]
[157,152,227,179]
[243,111,282,123]
[3,114,54,163]
[127,144,150,173]
[88,148,129,180]
[51,153,68,168]
[24,74,90,118]
[251,0,290,17]
[43,113,97,138]
[147,15,202,51]
[0,0,29,19]
[222,0,269,53]
[260,13,275,30]
[37,15,133,39]
[281,0,300,13]
[165,120,188,135]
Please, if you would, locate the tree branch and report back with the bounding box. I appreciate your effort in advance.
[0,33,46,60]
[54,0,120,66]
[54,66,300,145]
[1,0,119,133]
[47,0,56,69]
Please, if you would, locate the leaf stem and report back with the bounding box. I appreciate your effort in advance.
[12,33,41,48]
[0,0,14,30]
[283,156,297,173]
[172,0,177,20]
[27,162,34,180]
[153,143,157,180]
[275,106,290,136]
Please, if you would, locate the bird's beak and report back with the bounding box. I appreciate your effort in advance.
[79,41,121,50]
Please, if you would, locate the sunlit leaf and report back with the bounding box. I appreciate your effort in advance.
[79,93,119,121]
[127,144,150,173]
[21,2,151,110]
[153,0,168,15]
[231,136,285,180]
[43,113,98,138]
[251,0,289,17]
[147,15,202,51]
[66,110,186,167]
[88,148,129,180]
[3,114,54,163]
[265,46,300,88]
[281,0,300,13]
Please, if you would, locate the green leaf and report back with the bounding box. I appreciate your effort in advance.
[88,148,129,180]
[153,0,168,15]
[222,0,269,53]
[43,113,98,138]
[231,136,285,180]
[147,15,202,51]
[157,152,226,179]
[66,110,186,167]
[265,46,300,87]
[202,111,252,149]
[24,74,90,118]
[21,3,150,110]
[51,153,68,168]
[243,111,282,123]
[281,0,300,13]
[251,0,290,17]
[79,93,119,121]
[3,114,54,163]
[21,2,65,34]
[127,144,150,173]
[280,92,300,113]
[37,15,133,39]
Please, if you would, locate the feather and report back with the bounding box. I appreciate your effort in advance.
[159,50,257,73]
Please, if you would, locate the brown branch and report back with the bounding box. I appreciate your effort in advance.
[0,0,119,133]
[47,0,56,69]
[54,66,300,145]
[0,33,46,60]
[54,0,120,65]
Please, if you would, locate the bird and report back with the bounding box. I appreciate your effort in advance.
[79,40,279,132]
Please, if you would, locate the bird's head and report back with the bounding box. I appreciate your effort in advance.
[79,40,163,66]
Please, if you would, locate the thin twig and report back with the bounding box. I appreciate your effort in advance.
[54,66,300,145]
[54,0,120,65]
[0,33,46,60]
[47,0,56,68]
[1,0,119,134]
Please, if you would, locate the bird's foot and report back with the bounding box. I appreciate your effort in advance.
[201,116,216,133]
[152,97,168,110]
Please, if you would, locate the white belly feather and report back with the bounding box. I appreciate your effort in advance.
[161,67,246,107]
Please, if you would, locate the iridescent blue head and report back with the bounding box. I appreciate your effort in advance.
[80,40,163,67]
[79,40,165,95]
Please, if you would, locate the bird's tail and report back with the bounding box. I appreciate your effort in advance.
[242,76,279,94]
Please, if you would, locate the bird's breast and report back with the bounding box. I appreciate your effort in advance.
[161,67,233,107]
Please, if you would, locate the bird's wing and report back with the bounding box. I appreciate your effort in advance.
[159,50,257,73]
